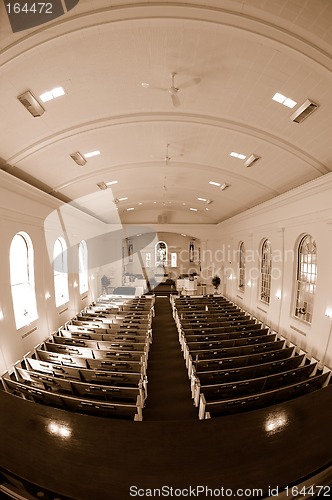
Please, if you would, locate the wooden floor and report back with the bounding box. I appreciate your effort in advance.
[1,385,332,499]
[1,297,332,499]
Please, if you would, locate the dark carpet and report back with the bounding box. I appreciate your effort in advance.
[143,296,198,421]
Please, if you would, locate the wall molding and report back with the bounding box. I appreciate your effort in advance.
[21,327,37,339]
[290,325,307,336]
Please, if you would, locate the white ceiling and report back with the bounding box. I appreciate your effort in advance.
[0,0,332,225]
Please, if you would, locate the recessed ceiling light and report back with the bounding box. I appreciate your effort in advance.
[141,82,150,88]
[118,197,128,201]
[126,207,134,211]
[138,202,143,205]
[190,207,198,211]
[197,197,207,202]
[39,86,65,103]
[272,92,285,104]
[84,150,100,158]
[283,98,297,108]
[209,181,221,187]
[153,201,157,204]
[272,92,297,109]
[230,152,246,160]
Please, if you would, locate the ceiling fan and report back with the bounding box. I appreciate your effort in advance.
[142,72,200,107]
[168,72,181,108]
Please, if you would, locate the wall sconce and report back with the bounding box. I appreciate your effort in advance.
[45,292,51,300]
[73,281,78,288]
[325,308,332,318]
[276,290,281,300]
[247,280,252,288]
[0,309,4,320]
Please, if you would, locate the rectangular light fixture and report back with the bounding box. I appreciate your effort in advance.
[272,92,297,109]
[290,99,318,123]
[118,197,128,201]
[97,180,118,190]
[244,154,261,168]
[84,150,101,158]
[198,197,207,202]
[17,90,45,117]
[209,181,220,187]
[126,207,134,211]
[190,207,198,211]
[230,152,246,159]
[70,152,87,166]
[40,86,65,103]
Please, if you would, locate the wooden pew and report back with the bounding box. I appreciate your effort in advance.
[194,360,317,407]
[2,375,142,420]
[190,346,295,377]
[198,369,331,419]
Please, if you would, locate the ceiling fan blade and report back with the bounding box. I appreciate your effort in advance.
[171,93,180,107]
[179,77,201,89]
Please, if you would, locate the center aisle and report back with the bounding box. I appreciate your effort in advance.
[143,296,198,421]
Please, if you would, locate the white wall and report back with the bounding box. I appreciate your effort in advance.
[0,172,102,373]
[0,172,219,373]
[215,173,332,369]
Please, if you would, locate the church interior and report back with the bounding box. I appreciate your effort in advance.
[0,0,332,498]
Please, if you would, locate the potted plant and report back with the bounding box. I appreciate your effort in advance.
[211,275,221,293]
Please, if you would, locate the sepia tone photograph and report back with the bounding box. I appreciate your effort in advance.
[0,1,332,498]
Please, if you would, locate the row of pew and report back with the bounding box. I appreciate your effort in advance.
[171,294,331,419]
[1,294,155,421]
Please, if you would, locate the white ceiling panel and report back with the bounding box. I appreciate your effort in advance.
[0,0,331,225]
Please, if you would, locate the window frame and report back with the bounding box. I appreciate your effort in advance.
[294,234,317,324]
[238,241,246,292]
[155,241,168,267]
[10,231,38,329]
[260,239,272,304]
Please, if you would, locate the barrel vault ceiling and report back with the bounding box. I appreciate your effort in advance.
[0,0,331,225]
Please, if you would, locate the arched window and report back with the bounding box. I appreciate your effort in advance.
[294,235,317,324]
[53,237,69,307]
[10,232,38,329]
[238,242,245,291]
[78,240,88,294]
[260,239,272,304]
[155,241,167,267]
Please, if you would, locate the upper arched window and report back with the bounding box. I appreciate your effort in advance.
[260,239,272,304]
[294,235,317,324]
[238,242,245,291]
[53,237,69,307]
[10,232,38,329]
[78,240,88,294]
[155,241,167,267]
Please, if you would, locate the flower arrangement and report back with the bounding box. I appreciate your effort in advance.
[211,275,221,291]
